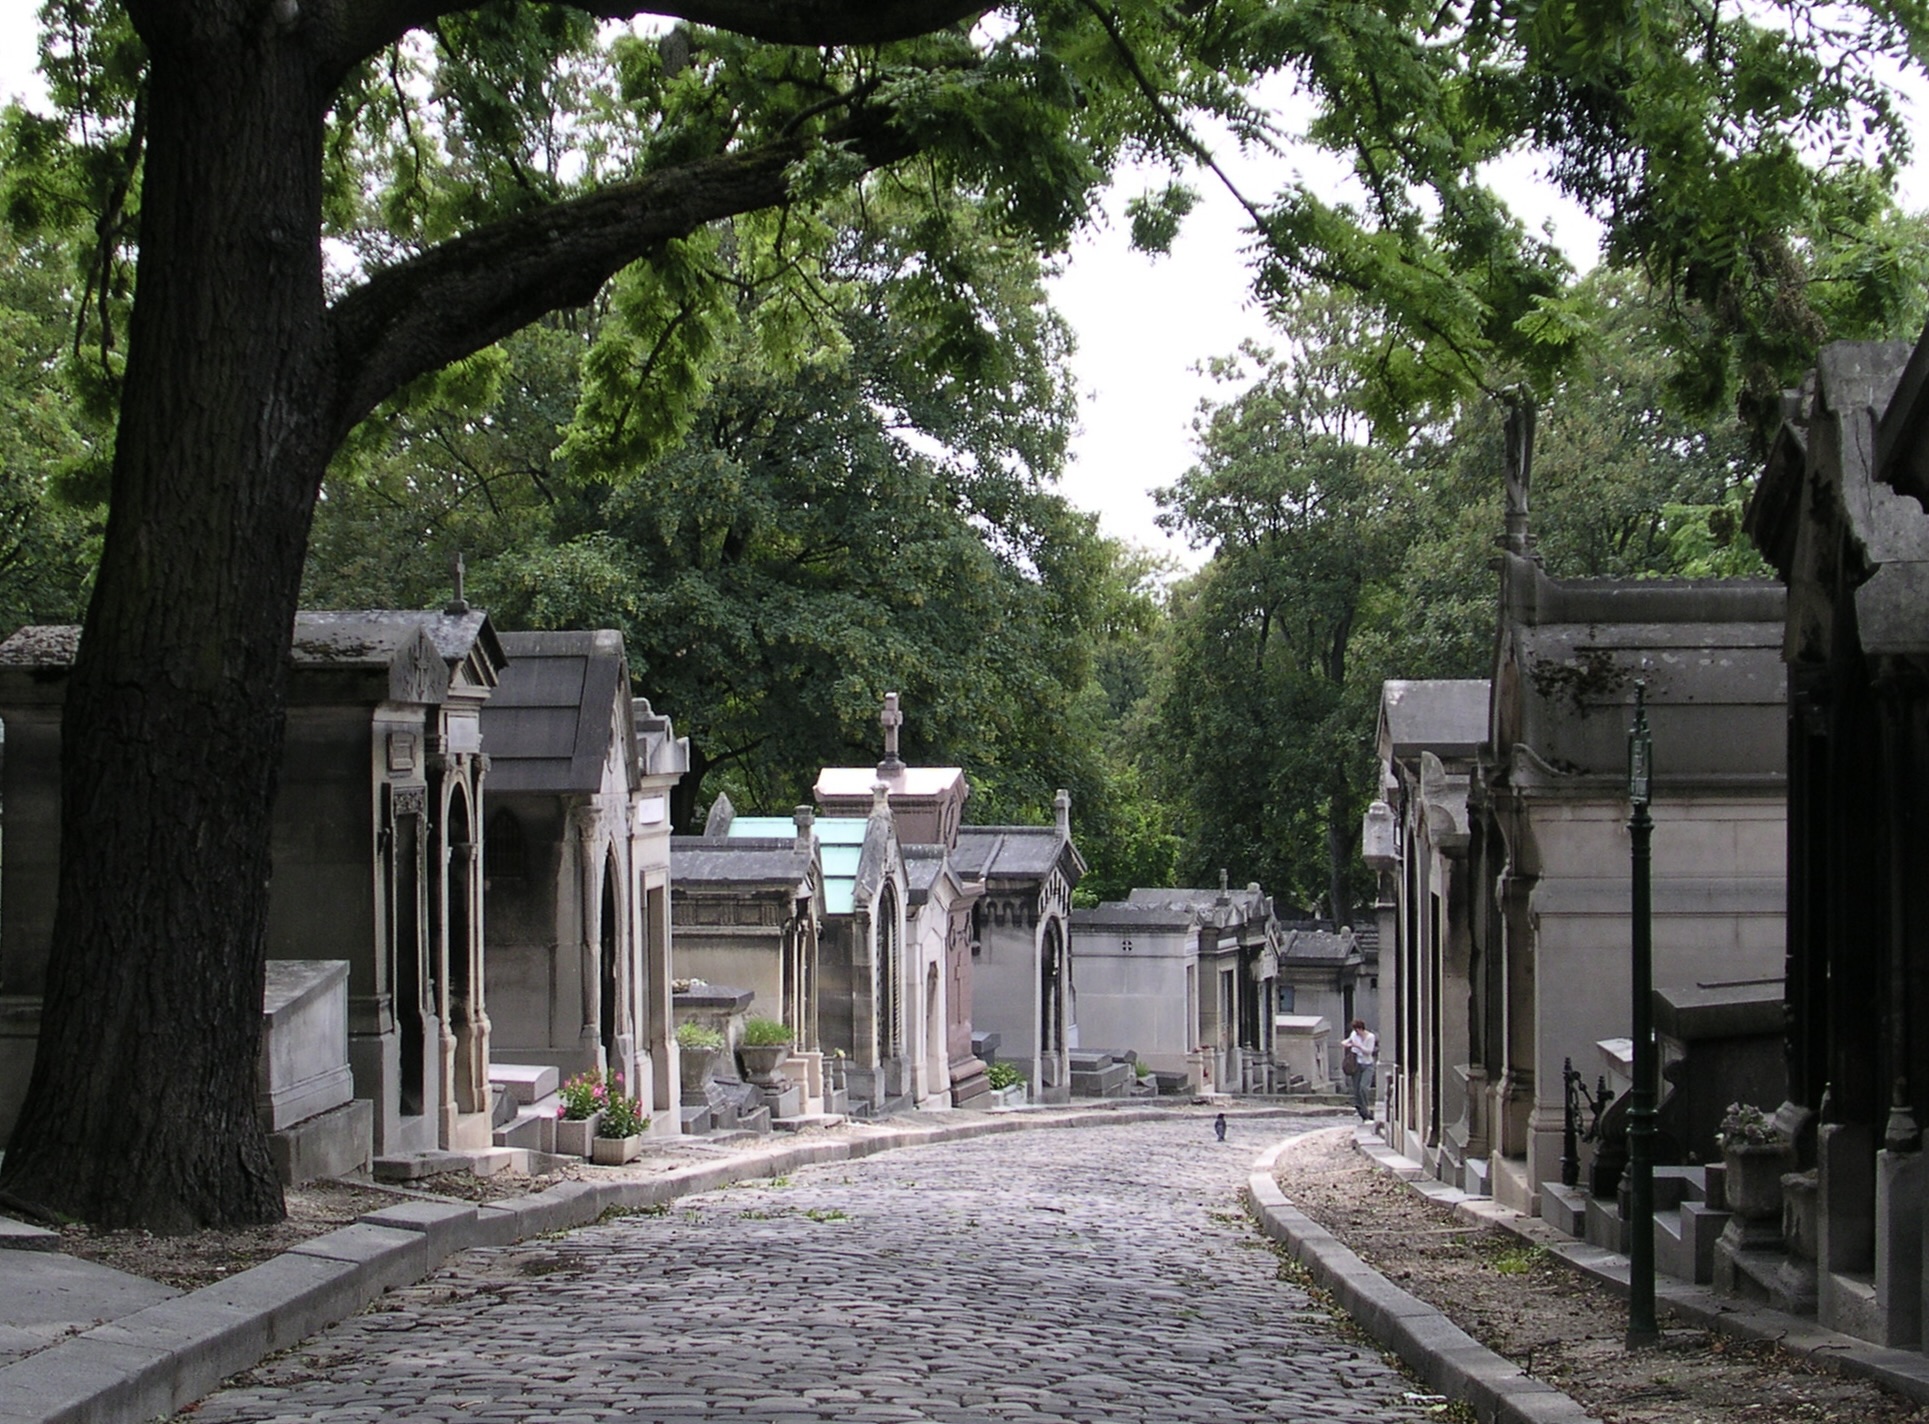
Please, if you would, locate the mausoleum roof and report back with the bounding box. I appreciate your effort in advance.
[815,766,966,801]
[1279,925,1362,967]
[1493,554,1786,784]
[289,609,500,670]
[1071,900,1196,930]
[1379,679,1490,760]
[0,610,504,704]
[730,814,870,914]
[952,825,1083,884]
[483,630,632,795]
[669,837,814,891]
[1125,885,1275,930]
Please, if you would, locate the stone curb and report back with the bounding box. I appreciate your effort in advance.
[1349,1125,1929,1408]
[0,1099,1258,1424]
[1244,1135,1601,1424]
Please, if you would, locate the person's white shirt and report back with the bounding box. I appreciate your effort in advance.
[1343,1028,1378,1065]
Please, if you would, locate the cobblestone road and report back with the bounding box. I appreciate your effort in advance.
[195,1113,1440,1422]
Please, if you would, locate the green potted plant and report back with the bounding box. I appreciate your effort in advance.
[555,1068,605,1158]
[591,1077,650,1165]
[738,1017,794,1085]
[985,1060,1027,1105]
[676,1021,725,1099]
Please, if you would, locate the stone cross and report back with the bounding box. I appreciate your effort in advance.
[447,548,470,614]
[879,692,904,771]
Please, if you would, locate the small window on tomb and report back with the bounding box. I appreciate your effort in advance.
[1277,983,1296,1014]
[487,808,527,882]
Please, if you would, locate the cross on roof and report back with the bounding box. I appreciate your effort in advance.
[447,549,470,614]
[879,691,904,771]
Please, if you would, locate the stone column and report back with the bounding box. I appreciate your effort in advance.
[576,811,601,1057]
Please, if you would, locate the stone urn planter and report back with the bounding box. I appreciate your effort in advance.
[1723,1140,1795,1221]
[738,1042,792,1087]
[556,1112,601,1159]
[591,1132,644,1166]
[679,1045,719,1100]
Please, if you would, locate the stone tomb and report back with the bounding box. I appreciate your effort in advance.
[815,696,988,1110]
[670,807,833,1125]
[257,959,372,1183]
[1736,335,1929,1351]
[1071,881,1280,1096]
[480,631,685,1142]
[952,800,1086,1105]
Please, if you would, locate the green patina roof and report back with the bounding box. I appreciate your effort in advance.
[729,816,868,914]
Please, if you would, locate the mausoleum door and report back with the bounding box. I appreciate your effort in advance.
[599,848,620,1076]
[1041,920,1064,1055]
[446,792,482,1116]
[385,786,428,1121]
[878,884,902,1063]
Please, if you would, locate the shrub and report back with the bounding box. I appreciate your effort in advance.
[742,1017,793,1047]
[676,1022,725,1051]
[985,1061,1026,1091]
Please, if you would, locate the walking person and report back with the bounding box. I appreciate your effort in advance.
[1342,1019,1379,1122]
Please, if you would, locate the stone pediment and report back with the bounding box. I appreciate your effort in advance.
[389,627,450,705]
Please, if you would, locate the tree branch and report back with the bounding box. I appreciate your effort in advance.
[330,0,986,77]
[326,105,917,440]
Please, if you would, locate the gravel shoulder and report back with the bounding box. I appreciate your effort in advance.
[53,1133,777,1290]
[1272,1125,1929,1423]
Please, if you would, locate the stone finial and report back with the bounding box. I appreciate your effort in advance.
[1217,868,1230,904]
[1054,788,1071,836]
[1499,394,1538,560]
[878,692,905,774]
[794,805,814,851]
[872,780,894,818]
[447,548,470,614]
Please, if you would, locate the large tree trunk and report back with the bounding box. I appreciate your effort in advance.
[0,22,331,1230]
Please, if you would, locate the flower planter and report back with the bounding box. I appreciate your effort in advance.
[556,1111,602,1158]
[591,1132,643,1165]
[738,1042,791,1086]
[1723,1140,1794,1221]
[679,1045,718,1100]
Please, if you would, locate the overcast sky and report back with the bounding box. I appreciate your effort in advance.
[0,28,1921,568]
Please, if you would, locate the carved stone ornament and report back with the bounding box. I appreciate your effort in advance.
[389,627,450,705]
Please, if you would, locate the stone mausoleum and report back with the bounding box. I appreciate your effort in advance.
[0,609,506,1163]
[1368,405,1788,1233]
[479,630,684,1138]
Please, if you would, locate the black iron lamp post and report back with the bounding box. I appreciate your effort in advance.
[1626,680,1658,1347]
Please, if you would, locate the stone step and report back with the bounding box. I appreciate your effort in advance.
[489,1062,560,1105]
[494,1109,552,1153]
[680,1104,715,1135]
[373,1146,520,1182]
[0,1214,59,1252]
[1071,1061,1133,1097]
[773,1113,847,1132]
